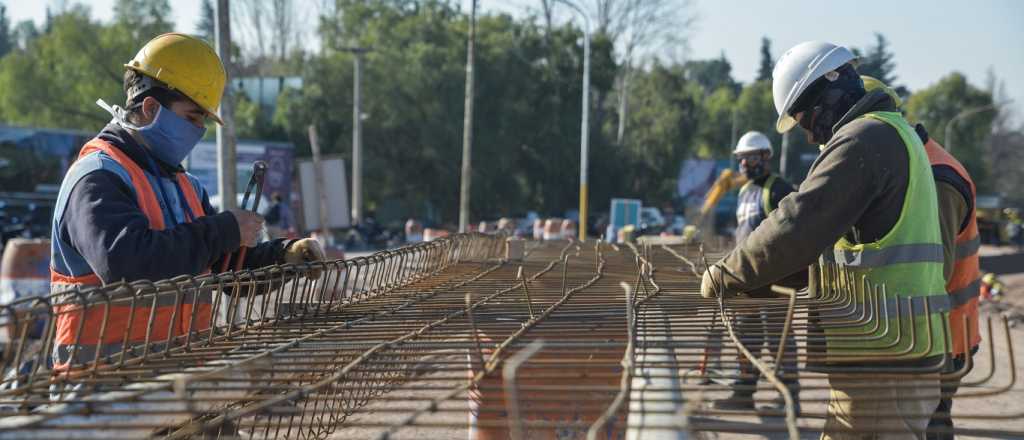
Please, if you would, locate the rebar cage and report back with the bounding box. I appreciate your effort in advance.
[0,234,1020,439]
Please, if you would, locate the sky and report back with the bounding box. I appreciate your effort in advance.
[7,0,1024,123]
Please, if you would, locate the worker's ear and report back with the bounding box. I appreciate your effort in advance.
[138,96,161,125]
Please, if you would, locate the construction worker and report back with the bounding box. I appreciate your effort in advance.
[700,41,948,438]
[49,34,325,371]
[713,131,800,411]
[862,76,981,440]
[980,273,1004,301]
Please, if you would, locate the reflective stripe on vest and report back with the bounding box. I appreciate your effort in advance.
[821,243,944,267]
[49,138,211,370]
[819,111,949,361]
[735,174,779,244]
[925,137,981,356]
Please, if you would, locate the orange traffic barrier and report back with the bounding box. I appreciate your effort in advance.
[0,238,50,307]
[423,228,450,242]
[560,219,576,240]
[542,219,562,241]
[0,238,50,341]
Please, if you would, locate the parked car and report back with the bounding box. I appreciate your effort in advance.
[639,207,666,232]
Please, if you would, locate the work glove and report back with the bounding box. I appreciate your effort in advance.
[700,264,734,299]
[285,238,327,279]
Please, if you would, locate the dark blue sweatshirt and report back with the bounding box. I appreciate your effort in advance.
[55,124,287,283]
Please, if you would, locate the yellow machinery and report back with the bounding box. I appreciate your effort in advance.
[683,169,748,241]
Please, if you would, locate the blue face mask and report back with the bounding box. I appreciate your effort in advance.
[97,99,206,166]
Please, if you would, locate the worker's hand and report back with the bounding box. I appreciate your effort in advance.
[285,238,327,279]
[700,265,732,299]
[229,209,265,247]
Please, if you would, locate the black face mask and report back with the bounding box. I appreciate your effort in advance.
[739,155,768,180]
[798,88,849,145]
[793,65,865,145]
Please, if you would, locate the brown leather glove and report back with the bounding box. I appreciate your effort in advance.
[284,238,326,279]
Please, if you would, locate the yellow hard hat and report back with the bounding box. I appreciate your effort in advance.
[861,75,902,108]
[982,273,996,284]
[125,33,226,124]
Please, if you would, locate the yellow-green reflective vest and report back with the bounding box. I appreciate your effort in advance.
[818,111,950,362]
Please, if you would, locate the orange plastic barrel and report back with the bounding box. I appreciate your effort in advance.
[532,219,544,240]
[542,219,562,241]
[560,219,577,240]
[0,238,50,307]
[0,238,50,340]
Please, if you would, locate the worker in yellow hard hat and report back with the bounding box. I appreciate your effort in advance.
[49,33,325,371]
[981,273,1005,301]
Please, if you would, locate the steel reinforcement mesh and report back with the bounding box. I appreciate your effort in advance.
[0,234,1020,439]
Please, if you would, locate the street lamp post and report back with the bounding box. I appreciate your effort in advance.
[458,0,478,233]
[339,46,372,226]
[559,0,591,242]
[944,100,1013,155]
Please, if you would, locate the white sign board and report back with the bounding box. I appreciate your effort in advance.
[298,158,350,230]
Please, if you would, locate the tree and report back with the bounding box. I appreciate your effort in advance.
[12,20,39,50]
[756,36,772,81]
[682,54,738,95]
[196,0,215,42]
[0,5,172,130]
[854,33,908,95]
[0,6,12,59]
[113,0,173,42]
[905,72,996,190]
[581,0,695,145]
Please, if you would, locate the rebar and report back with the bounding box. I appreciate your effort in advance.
[0,234,1019,439]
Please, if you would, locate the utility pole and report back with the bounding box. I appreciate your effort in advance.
[458,0,477,233]
[215,0,237,210]
[338,47,371,226]
[308,125,329,238]
[560,0,591,241]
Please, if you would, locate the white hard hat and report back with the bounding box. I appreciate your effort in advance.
[733,131,773,157]
[772,41,857,133]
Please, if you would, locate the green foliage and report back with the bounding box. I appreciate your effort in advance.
[113,0,173,42]
[905,72,996,190]
[0,5,1003,225]
[682,55,739,95]
[756,36,772,81]
[854,33,896,85]
[0,6,11,59]
[11,20,38,50]
[196,0,215,43]
[0,4,173,131]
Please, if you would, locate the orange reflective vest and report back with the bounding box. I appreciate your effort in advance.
[925,138,981,356]
[51,138,211,369]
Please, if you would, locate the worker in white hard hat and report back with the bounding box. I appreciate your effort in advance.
[713,131,802,411]
[700,41,948,439]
